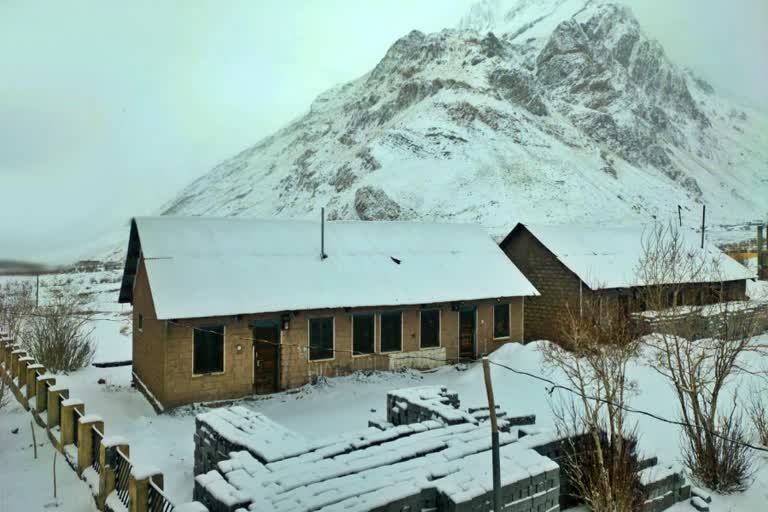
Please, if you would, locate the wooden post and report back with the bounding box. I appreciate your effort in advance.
[77,417,104,475]
[26,364,43,401]
[129,468,160,512]
[100,442,129,509]
[10,349,26,380]
[47,386,68,429]
[700,204,706,249]
[60,400,85,446]
[482,357,502,512]
[36,376,55,414]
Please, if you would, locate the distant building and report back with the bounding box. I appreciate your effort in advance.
[500,223,753,343]
[119,217,537,409]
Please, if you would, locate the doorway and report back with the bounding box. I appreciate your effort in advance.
[252,321,280,394]
[458,308,476,361]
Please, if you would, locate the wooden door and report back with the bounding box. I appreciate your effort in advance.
[458,309,476,361]
[252,325,279,394]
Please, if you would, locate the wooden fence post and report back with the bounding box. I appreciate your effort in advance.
[128,466,161,512]
[60,400,85,446]
[47,385,69,430]
[77,416,104,475]
[26,363,44,401]
[100,441,129,510]
[10,349,26,381]
[36,375,55,414]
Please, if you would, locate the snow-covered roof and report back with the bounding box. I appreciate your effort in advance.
[509,223,754,290]
[121,216,538,320]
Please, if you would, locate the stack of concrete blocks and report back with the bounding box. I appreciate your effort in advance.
[385,386,536,432]
[638,463,692,512]
[193,388,557,512]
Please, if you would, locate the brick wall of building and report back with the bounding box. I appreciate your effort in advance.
[501,228,585,342]
[131,258,167,404]
[133,290,525,408]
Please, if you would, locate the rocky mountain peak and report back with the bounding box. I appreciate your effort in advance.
[160,0,768,238]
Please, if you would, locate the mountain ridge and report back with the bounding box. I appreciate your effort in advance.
[158,0,768,240]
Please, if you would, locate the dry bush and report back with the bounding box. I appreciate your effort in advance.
[21,280,95,373]
[747,388,768,447]
[0,280,35,339]
[542,296,644,512]
[637,222,762,493]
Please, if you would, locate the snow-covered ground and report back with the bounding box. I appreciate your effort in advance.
[3,268,768,510]
[0,401,97,512]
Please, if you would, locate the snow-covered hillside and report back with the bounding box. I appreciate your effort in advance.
[159,0,768,239]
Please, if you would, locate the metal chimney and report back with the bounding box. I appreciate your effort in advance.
[320,208,328,260]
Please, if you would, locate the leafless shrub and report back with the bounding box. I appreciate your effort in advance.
[542,296,644,512]
[21,280,95,373]
[0,279,35,339]
[637,222,763,492]
[747,388,768,447]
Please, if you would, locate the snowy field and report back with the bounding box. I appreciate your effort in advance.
[0,401,97,512]
[2,269,768,511]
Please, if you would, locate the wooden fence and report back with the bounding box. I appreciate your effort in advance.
[0,336,202,512]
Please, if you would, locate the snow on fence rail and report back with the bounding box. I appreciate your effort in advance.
[0,336,205,512]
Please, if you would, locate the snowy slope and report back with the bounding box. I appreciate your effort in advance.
[159,0,768,241]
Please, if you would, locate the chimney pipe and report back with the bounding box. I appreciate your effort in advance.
[320,208,328,260]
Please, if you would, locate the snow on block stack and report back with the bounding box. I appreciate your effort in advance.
[387,385,535,431]
[194,387,561,512]
[639,461,691,512]
[386,386,470,426]
[194,406,311,475]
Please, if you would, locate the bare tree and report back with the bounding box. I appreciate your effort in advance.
[21,279,96,373]
[636,222,763,492]
[0,279,35,340]
[541,296,644,512]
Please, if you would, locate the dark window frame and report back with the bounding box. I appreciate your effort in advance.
[193,324,225,376]
[138,314,143,333]
[308,317,335,361]
[352,314,375,356]
[379,311,402,353]
[493,303,511,339]
[419,309,441,348]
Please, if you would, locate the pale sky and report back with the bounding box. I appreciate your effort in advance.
[1,0,766,264]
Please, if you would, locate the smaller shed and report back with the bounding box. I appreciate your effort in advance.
[500,223,754,343]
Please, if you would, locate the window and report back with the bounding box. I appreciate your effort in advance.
[352,314,375,355]
[309,317,334,360]
[193,325,224,375]
[138,314,143,333]
[380,312,402,352]
[420,310,440,348]
[493,303,510,339]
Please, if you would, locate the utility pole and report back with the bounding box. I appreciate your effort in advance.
[482,357,502,511]
[700,205,706,249]
[36,274,39,307]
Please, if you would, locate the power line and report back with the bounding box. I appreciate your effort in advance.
[487,359,768,454]
[39,317,762,454]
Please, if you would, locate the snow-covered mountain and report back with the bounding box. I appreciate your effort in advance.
[160,0,768,238]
